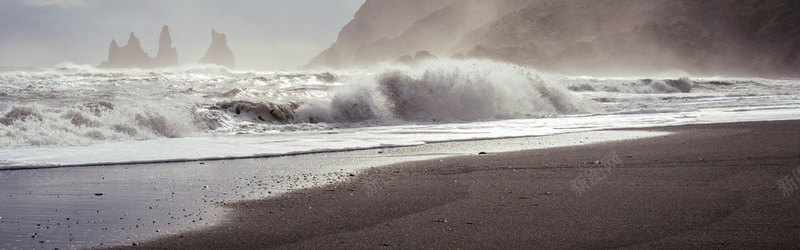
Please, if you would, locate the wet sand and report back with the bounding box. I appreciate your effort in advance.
[0,130,658,249]
[129,120,800,249]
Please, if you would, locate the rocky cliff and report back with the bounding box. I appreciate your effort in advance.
[304,0,453,69]
[99,25,179,69]
[458,0,800,77]
[307,0,800,77]
[199,29,236,68]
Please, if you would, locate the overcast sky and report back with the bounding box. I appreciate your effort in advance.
[0,0,364,70]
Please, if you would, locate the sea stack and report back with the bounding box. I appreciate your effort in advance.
[153,25,179,68]
[199,29,236,68]
[98,25,179,69]
[99,32,152,68]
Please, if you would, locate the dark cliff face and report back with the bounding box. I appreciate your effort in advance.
[460,0,800,77]
[99,25,179,69]
[350,0,533,66]
[199,29,236,68]
[304,0,452,69]
[307,0,800,77]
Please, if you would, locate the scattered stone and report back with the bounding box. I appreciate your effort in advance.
[436,219,447,223]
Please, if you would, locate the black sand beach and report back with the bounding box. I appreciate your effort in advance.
[123,120,800,249]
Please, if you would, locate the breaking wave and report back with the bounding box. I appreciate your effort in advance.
[566,77,693,93]
[2,60,797,150]
[1,59,602,148]
[291,59,599,124]
[0,102,200,148]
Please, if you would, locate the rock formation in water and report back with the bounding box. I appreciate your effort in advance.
[394,51,438,65]
[99,32,151,68]
[98,25,179,69]
[306,0,800,77]
[154,26,179,68]
[199,29,236,68]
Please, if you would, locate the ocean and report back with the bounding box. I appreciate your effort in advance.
[1,59,799,248]
[2,59,799,168]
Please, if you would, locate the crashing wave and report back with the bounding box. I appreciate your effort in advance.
[293,59,600,123]
[0,102,199,148]
[567,77,693,93]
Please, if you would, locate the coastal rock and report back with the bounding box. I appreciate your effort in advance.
[98,25,179,69]
[199,29,236,68]
[350,0,530,66]
[99,32,151,68]
[307,0,800,77]
[457,0,800,77]
[394,51,438,65]
[303,0,452,69]
[154,25,179,68]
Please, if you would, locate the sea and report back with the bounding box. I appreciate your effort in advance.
[2,59,799,168]
[1,59,799,248]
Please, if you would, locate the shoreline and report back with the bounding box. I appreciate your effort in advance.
[127,120,800,249]
[0,129,663,249]
[5,103,800,170]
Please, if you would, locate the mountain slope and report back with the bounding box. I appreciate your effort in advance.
[304,0,452,69]
[308,0,800,77]
[458,0,800,76]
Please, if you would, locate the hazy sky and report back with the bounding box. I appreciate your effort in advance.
[0,0,364,70]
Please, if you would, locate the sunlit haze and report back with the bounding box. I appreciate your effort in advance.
[0,0,364,70]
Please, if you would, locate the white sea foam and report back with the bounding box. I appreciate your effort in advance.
[292,60,599,124]
[1,59,799,167]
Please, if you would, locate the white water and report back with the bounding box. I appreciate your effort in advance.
[1,59,800,168]
[2,59,800,249]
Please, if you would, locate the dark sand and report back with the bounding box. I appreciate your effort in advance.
[127,120,800,249]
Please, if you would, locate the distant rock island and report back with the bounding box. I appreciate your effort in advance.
[99,26,236,69]
[154,26,179,68]
[99,25,179,69]
[199,29,236,68]
[306,0,800,77]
